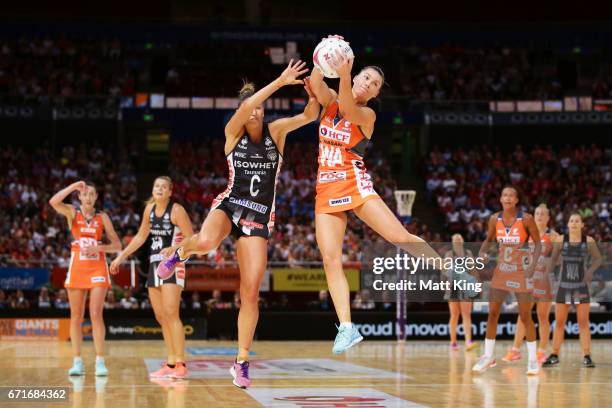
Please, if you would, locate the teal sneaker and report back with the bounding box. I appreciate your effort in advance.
[95,360,108,377]
[332,324,363,354]
[68,359,85,376]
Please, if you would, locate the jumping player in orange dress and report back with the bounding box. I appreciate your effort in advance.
[473,186,542,375]
[309,36,447,354]
[49,181,122,376]
[502,203,559,364]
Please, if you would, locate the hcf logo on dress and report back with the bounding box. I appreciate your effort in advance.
[320,125,351,144]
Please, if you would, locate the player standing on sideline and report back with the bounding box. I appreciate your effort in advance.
[543,213,602,368]
[49,181,122,376]
[502,203,558,364]
[472,186,542,375]
[308,35,449,354]
[445,234,479,351]
[110,176,194,379]
[155,60,320,388]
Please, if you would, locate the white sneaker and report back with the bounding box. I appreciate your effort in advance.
[472,355,496,373]
[526,359,540,375]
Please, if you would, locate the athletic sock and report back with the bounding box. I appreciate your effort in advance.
[484,338,495,358]
[339,322,353,330]
[95,356,104,364]
[526,341,537,363]
[74,356,82,365]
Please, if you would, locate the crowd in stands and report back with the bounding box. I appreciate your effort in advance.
[0,36,128,105]
[1,35,612,103]
[424,143,612,243]
[0,144,139,267]
[0,286,398,312]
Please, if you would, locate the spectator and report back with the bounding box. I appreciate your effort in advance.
[104,291,118,309]
[119,288,139,309]
[0,289,7,309]
[308,290,332,311]
[232,291,241,310]
[54,289,69,309]
[352,289,375,310]
[140,297,152,309]
[37,287,52,308]
[207,289,229,311]
[191,291,202,310]
[12,290,30,309]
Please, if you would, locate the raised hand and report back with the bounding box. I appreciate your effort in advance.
[278,59,309,87]
[73,181,87,193]
[329,49,353,79]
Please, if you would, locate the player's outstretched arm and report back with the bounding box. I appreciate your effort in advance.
[225,59,309,139]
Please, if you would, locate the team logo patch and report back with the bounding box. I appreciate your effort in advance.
[505,280,520,289]
[320,125,351,144]
[267,150,278,161]
[318,171,346,183]
[352,160,376,198]
[250,153,263,159]
[329,196,352,207]
[91,276,106,283]
[234,151,246,158]
[237,138,248,149]
[265,137,273,146]
[239,219,265,229]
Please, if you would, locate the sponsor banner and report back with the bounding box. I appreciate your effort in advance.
[0,268,49,290]
[0,318,70,340]
[246,388,424,408]
[250,311,612,340]
[186,347,256,356]
[350,312,612,340]
[51,266,137,289]
[185,267,241,291]
[273,268,360,292]
[106,317,206,340]
[144,358,408,379]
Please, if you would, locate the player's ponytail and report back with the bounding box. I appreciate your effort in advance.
[238,81,256,105]
[145,176,173,206]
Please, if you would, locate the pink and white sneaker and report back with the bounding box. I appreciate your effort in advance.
[229,360,251,389]
[150,363,175,378]
[171,362,188,380]
[472,355,497,373]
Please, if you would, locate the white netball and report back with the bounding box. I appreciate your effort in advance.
[312,37,354,78]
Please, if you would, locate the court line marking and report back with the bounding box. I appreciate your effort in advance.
[1,382,610,389]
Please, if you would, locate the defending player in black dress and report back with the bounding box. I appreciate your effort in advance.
[110,176,194,379]
[156,60,320,388]
[543,213,602,368]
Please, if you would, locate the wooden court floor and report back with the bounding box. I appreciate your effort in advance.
[0,339,610,407]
